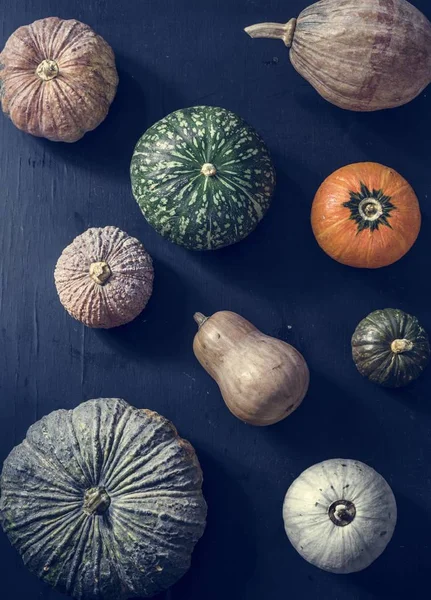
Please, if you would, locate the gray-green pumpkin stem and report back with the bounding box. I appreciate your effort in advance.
[244,19,297,47]
[391,339,414,354]
[194,312,209,328]
[83,487,111,515]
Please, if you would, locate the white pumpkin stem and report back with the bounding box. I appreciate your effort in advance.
[244,19,297,48]
[328,500,356,527]
[194,312,209,328]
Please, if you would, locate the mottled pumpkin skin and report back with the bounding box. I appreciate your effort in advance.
[311,162,421,268]
[0,17,118,142]
[130,106,275,250]
[0,399,207,599]
[54,226,154,329]
[291,0,431,111]
[352,309,430,387]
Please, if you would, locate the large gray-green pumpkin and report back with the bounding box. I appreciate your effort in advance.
[130,106,276,250]
[0,398,207,599]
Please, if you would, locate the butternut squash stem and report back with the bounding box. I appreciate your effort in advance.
[244,18,297,48]
[194,312,209,328]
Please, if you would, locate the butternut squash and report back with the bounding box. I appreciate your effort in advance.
[193,311,309,426]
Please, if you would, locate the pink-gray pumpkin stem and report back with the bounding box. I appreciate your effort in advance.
[244,19,297,47]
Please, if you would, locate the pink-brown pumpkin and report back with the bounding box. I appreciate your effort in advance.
[54,227,154,328]
[245,0,431,111]
[0,17,119,141]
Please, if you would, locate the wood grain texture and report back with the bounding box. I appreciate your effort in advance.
[0,0,431,599]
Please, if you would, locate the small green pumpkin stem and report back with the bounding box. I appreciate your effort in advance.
[194,312,209,328]
[244,18,297,47]
[391,339,414,354]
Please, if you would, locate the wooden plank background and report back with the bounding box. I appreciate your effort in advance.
[0,0,430,598]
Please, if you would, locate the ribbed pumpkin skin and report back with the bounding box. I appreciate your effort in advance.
[54,226,154,328]
[0,399,207,599]
[130,106,275,250]
[0,17,118,142]
[283,459,397,573]
[291,0,431,111]
[311,162,421,268]
[352,309,430,387]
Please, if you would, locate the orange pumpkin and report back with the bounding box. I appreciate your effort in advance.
[311,162,421,269]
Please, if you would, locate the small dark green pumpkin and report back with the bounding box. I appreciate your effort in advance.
[352,309,430,388]
[130,105,275,250]
[0,398,207,599]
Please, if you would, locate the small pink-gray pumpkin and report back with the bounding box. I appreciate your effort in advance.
[54,226,154,328]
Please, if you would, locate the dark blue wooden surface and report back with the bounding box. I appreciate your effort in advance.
[1,1,430,599]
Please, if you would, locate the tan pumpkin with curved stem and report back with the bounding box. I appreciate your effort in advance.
[0,17,118,142]
[245,0,431,112]
[193,311,309,426]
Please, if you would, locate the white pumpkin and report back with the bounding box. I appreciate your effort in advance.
[283,459,397,574]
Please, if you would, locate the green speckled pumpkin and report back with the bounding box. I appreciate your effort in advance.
[0,398,207,599]
[130,106,276,250]
[352,309,430,388]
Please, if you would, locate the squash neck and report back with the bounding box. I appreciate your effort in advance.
[83,487,111,515]
[244,19,297,47]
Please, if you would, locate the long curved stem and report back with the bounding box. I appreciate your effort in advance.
[244,18,297,48]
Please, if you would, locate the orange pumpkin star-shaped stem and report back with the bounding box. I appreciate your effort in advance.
[311,162,421,269]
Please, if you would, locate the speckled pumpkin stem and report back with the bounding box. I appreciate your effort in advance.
[201,163,217,177]
[391,339,414,354]
[194,312,209,328]
[244,19,297,47]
